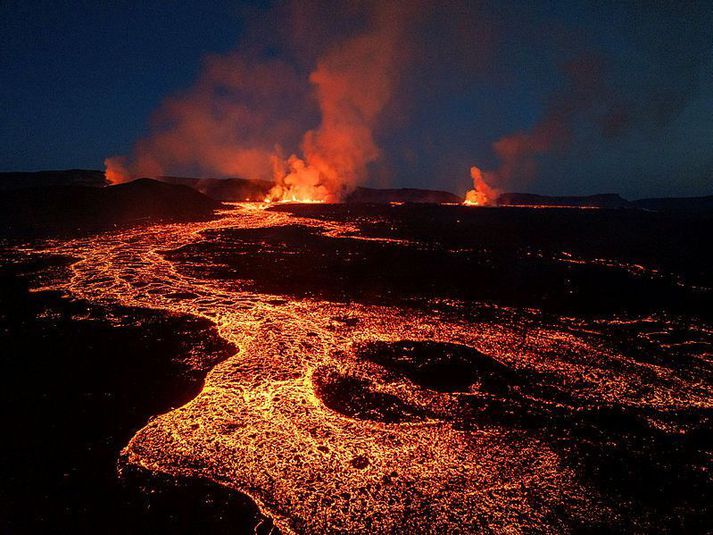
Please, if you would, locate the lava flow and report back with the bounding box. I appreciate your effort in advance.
[28,204,713,533]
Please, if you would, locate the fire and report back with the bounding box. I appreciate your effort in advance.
[265,155,335,203]
[104,156,131,185]
[267,13,400,203]
[463,166,499,206]
[105,6,404,201]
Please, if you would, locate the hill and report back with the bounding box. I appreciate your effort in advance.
[158,176,272,201]
[0,178,221,237]
[632,195,713,214]
[0,169,106,190]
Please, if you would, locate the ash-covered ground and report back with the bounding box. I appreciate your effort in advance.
[1,202,712,533]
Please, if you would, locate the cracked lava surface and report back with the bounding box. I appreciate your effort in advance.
[24,203,713,533]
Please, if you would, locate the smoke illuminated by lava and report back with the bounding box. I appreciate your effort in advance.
[464,119,562,206]
[106,3,407,203]
[464,166,499,206]
[267,9,402,203]
[104,54,309,186]
[104,5,598,204]
[464,56,629,205]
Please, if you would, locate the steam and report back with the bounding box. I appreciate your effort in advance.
[465,56,607,205]
[465,128,557,205]
[268,15,401,202]
[96,3,713,200]
[105,54,309,185]
[464,166,498,206]
[106,4,406,202]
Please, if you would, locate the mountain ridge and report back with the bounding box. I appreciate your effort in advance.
[2,169,711,212]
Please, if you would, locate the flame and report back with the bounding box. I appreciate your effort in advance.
[266,154,335,203]
[28,203,711,532]
[267,12,400,203]
[463,166,499,206]
[104,156,131,185]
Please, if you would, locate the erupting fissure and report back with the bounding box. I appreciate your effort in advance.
[266,14,400,203]
[106,6,403,204]
[464,166,499,206]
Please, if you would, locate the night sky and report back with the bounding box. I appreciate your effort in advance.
[2,0,712,198]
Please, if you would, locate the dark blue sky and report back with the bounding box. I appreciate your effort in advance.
[2,0,712,197]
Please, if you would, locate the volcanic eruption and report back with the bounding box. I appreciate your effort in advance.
[266,11,401,203]
[464,166,499,206]
[106,4,407,204]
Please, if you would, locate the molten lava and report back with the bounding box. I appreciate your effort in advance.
[22,203,711,533]
[464,166,499,206]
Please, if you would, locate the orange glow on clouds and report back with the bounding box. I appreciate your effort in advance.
[106,5,406,205]
[267,12,400,203]
[464,166,499,206]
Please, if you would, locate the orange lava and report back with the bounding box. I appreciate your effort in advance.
[30,205,713,533]
[464,166,499,206]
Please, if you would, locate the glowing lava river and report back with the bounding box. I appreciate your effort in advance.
[16,203,713,533]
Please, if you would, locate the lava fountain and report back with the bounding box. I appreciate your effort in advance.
[463,166,499,206]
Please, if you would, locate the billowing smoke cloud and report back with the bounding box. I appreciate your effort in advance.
[268,8,403,202]
[105,54,311,184]
[465,114,567,205]
[104,1,711,201]
[464,166,498,205]
[107,2,410,202]
[465,4,713,202]
[466,56,614,205]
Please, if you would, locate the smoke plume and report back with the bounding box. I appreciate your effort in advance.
[106,2,409,202]
[465,56,610,205]
[268,12,402,202]
[105,54,310,185]
[464,166,498,205]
